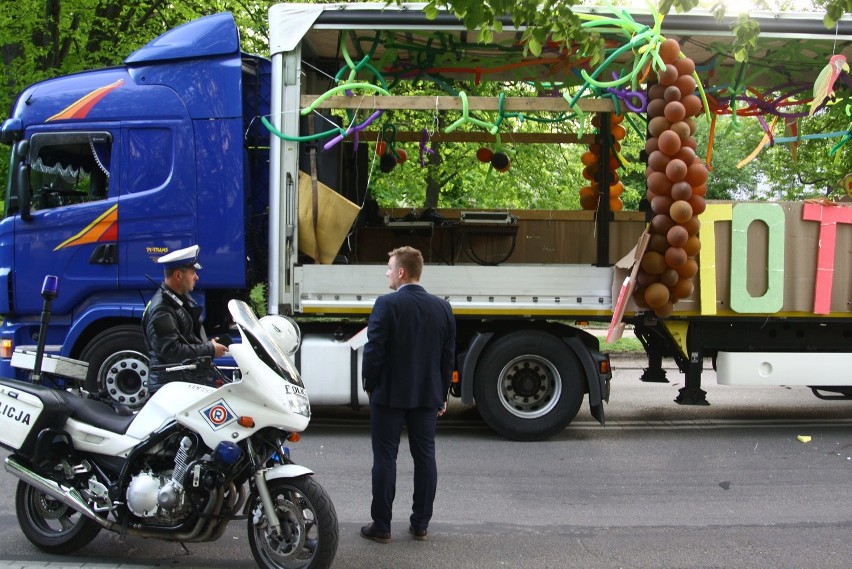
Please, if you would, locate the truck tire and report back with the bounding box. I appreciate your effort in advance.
[474,330,584,441]
[81,325,150,408]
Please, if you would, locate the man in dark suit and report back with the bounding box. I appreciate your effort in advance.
[360,246,456,543]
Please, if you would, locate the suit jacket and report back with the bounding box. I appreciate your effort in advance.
[362,284,456,409]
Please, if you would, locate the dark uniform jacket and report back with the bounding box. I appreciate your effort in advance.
[362,284,456,409]
[142,283,214,391]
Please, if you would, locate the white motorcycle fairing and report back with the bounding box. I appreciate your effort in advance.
[175,337,310,451]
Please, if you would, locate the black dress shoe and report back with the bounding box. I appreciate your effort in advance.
[360,523,391,543]
[408,526,428,541]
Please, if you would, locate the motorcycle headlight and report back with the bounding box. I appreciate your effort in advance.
[283,384,310,418]
[287,392,311,418]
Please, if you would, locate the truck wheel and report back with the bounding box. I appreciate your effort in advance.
[81,326,150,408]
[474,330,584,441]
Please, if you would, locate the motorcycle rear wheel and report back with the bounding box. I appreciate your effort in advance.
[15,480,102,554]
[248,475,338,569]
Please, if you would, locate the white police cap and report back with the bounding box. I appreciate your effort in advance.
[157,245,202,270]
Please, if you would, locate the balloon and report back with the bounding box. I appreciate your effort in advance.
[648,150,670,172]
[633,287,651,308]
[651,195,673,215]
[610,197,623,211]
[659,38,681,64]
[670,200,693,224]
[380,153,396,173]
[676,258,699,279]
[647,171,673,195]
[580,193,598,210]
[654,300,675,318]
[686,163,709,186]
[649,116,673,137]
[659,64,679,86]
[477,147,494,162]
[667,224,689,247]
[688,194,706,215]
[671,180,693,201]
[640,251,667,275]
[579,186,597,198]
[664,86,682,102]
[684,235,701,257]
[674,57,696,77]
[675,74,697,98]
[664,101,686,123]
[648,84,667,100]
[609,181,624,197]
[672,278,695,299]
[645,137,660,155]
[651,214,675,235]
[681,215,701,236]
[674,146,696,165]
[658,130,682,157]
[395,148,408,164]
[645,282,671,308]
[660,268,680,287]
[491,152,510,170]
[665,159,688,182]
[670,121,691,139]
[664,246,688,268]
[647,98,667,118]
[681,94,703,117]
[649,233,669,253]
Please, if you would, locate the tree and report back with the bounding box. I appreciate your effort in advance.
[0,0,275,199]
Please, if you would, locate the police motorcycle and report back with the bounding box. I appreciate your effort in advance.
[0,279,338,569]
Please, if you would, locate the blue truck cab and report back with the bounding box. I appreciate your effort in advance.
[0,13,270,404]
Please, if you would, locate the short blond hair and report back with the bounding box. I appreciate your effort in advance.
[388,246,423,280]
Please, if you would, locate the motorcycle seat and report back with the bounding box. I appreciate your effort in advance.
[58,391,136,435]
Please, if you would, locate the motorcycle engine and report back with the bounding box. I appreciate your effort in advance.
[126,471,186,519]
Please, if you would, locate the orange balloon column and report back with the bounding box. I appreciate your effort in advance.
[580,114,626,211]
[634,38,705,318]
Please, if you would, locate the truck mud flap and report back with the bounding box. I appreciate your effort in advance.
[562,336,607,426]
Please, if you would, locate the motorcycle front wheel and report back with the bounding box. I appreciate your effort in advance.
[248,475,338,569]
[15,480,102,554]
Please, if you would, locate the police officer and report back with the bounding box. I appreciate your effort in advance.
[142,245,228,394]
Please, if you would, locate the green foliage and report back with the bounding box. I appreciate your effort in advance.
[600,335,644,353]
[0,0,275,203]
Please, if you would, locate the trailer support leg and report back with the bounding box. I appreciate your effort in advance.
[634,322,669,383]
[640,347,668,383]
[675,352,708,405]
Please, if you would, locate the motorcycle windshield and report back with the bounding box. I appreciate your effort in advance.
[228,300,305,389]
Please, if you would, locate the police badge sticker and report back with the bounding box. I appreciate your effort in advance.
[200,399,237,431]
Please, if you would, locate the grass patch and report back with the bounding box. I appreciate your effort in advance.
[599,336,644,353]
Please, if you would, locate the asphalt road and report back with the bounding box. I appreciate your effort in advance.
[0,361,850,568]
